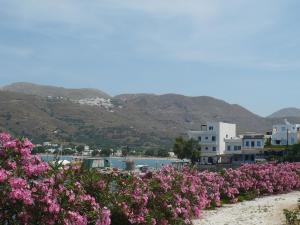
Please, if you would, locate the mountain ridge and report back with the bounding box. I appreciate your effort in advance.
[1,82,300,148]
[268,107,300,118]
[2,82,111,100]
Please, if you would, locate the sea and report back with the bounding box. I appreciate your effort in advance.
[40,155,178,170]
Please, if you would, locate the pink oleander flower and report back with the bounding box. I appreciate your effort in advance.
[64,211,87,225]
[0,132,11,142]
[9,177,27,189]
[9,188,33,205]
[0,169,8,182]
[96,208,111,225]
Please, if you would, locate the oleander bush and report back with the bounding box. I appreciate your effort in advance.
[1,132,300,225]
[0,133,110,225]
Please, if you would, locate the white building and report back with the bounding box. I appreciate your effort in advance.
[225,134,265,153]
[225,137,243,154]
[272,120,300,146]
[43,142,52,147]
[242,134,265,149]
[188,122,236,164]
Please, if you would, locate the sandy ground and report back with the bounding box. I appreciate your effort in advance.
[193,191,300,225]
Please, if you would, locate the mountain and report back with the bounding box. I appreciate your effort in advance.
[114,94,272,134]
[2,82,110,100]
[0,90,141,146]
[1,82,299,148]
[268,107,300,118]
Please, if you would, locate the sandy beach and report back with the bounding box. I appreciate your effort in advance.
[193,191,300,225]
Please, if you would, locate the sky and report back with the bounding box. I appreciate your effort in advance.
[0,0,300,117]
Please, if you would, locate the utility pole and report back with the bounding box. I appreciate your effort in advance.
[285,128,289,159]
[286,128,289,148]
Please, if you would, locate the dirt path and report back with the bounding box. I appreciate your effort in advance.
[193,191,300,225]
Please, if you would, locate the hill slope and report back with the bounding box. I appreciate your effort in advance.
[2,82,110,100]
[114,94,272,134]
[1,83,298,148]
[269,107,300,118]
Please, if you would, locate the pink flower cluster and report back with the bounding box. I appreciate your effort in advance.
[0,132,299,225]
[105,163,300,224]
[0,133,110,225]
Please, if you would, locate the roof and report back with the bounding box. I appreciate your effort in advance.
[243,134,265,139]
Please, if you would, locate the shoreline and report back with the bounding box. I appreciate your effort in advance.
[38,154,180,161]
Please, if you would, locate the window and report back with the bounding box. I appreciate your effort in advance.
[238,146,241,150]
[205,136,209,140]
[291,138,295,144]
[234,146,240,151]
[226,134,229,138]
[209,126,214,131]
[245,141,249,147]
[257,141,261,147]
[205,147,209,151]
[227,146,231,151]
[251,141,255,147]
[212,147,216,151]
[198,136,201,142]
[212,136,216,141]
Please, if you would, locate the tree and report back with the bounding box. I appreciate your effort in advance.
[264,137,272,147]
[173,137,186,160]
[100,149,111,157]
[76,145,84,153]
[92,150,100,157]
[144,149,155,157]
[157,148,169,157]
[122,147,129,157]
[32,146,46,154]
[62,148,75,155]
[173,137,201,164]
[284,144,300,162]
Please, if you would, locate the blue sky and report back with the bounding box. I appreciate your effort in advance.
[0,0,300,116]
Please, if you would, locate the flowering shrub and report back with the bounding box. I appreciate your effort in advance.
[87,163,300,225]
[0,132,300,225]
[0,133,110,225]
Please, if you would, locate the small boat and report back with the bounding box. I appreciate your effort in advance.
[135,165,150,173]
[58,160,71,165]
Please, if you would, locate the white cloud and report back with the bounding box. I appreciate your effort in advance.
[0,0,297,71]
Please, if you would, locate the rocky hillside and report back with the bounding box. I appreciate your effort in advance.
[268,107,300,118]
[2,82,110,100]
[114,94,272,134]
[1,83,298,148]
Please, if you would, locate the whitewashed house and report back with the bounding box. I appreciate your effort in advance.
[188,122,236,164]
[242,134,265,149]
[225,134,265,153]
[224,134,266,163]
[272,119,300,146]
[225,137,243,154]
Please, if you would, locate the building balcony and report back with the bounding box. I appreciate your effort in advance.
[224,150,242,155]
[199,141,217,145]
